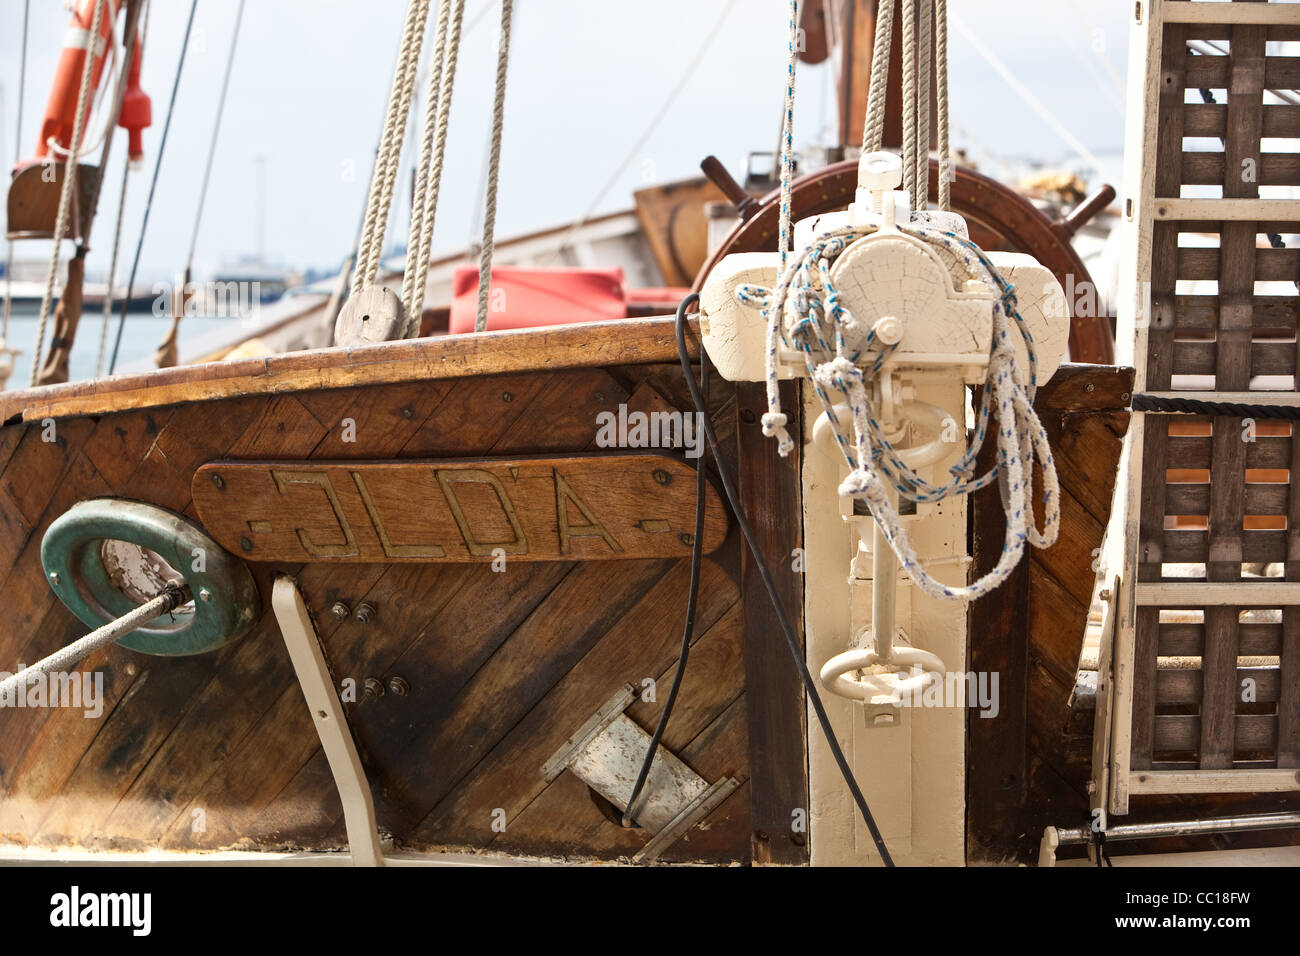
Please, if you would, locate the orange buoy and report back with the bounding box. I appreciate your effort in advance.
[32,0,121,161]
[117,27,151,162]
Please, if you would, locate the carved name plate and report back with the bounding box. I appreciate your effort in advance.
[192,455,728,564]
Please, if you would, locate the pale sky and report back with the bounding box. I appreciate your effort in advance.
[1,0,1131,282]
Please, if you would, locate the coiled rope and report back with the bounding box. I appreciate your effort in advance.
[31,0,106,385]
[744,2,1059,601]
[474,0,514,333]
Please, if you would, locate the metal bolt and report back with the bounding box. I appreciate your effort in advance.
[211,472,226,491]
[355,603,376,624]
[502,391,514,403]
[198,588,213,603]
[388,676,409,697]
[330,602,351,621]
[400,405,414,419]
[239,537,253,553]
[679,532,695,547]
[48,571,60,585]
[1098,588,1112,602]
[652,469,672,486]
[741,409,757,425]
[364,677,385,698]
[1085,382,1095,393]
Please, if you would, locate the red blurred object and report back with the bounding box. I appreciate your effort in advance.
[33,0,121,161]
[625,286,693,310]
[448,266,628,334]
[117,28,151,162]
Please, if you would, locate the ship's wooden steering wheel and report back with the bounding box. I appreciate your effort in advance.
[693,158,1115,365]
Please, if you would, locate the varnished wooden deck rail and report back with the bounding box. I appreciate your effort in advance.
[0,318,698,423]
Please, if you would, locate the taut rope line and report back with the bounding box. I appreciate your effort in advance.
[474,0,513,333]
[31,0,106,385]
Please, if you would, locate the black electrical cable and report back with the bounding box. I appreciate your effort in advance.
[621,342,708,830]
[673,294,895,867]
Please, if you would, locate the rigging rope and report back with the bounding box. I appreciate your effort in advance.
[31,0,107,386]
[915,0,931,210]
[474,0,513,333]
[353,0,432,296]
[541,0,739,268]
[402,0,467,331]
[0,584,189,704]
[107,0,199,375]
[935,0,951,210]
[96,0,152,377]
[185,0,244,273]
[777,0,800,281]
[862,0,894,154]
[1,0,31,363]
[95,156,130,376]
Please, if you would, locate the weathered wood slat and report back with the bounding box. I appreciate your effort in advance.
[1158,621,1281,657]
[1176,245,1300,282]
[1183,103,1300,139]
[1165,481,1289,515]
[1175,295,1294,332]
[735,379,808,865]
[1155,714,1277,754]
[1156,666,1278,705]
[1180,151,1300,186]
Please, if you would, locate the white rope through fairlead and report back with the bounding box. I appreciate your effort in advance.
[474,0,513,333]
[402,0,466,332]
[744,4,1059,602]
[353,0,432,296]
[860,0,951,212]
[30,0,106,386]
[0,584,189,705]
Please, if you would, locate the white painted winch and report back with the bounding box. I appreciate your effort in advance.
[698,148,1071,864]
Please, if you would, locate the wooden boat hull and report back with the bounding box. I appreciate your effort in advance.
[0,321,764,862]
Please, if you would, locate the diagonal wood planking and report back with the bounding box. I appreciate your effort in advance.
[0,360,752,862]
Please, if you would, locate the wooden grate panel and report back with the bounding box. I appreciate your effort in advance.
[1133,4,1300,776]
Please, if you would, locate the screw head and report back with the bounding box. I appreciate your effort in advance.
[211,472,226,491]
[330,601,351,621]
[239,537,253,553]
[364,677,385,698]
[198,588,214,603]
[388,676,409,697]
[502,391,514,403]
[48,571,60,585]
[652,469,672,486]
[355,603,376,624]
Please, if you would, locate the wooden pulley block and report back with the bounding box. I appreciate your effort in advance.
[5,161,100,240]
[334,286,405,346]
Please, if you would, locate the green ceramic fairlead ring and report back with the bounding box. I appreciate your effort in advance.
[40,499,259,656]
